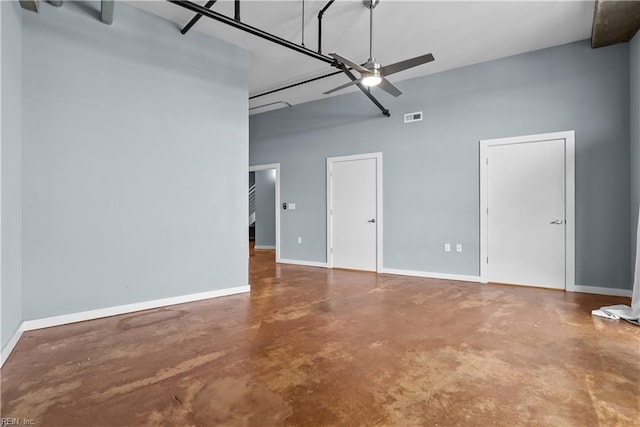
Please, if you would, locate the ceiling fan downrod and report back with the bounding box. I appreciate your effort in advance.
[363,0,381,85]
[365,0,379,62]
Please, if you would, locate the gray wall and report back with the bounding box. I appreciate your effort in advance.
[21,2,249,320]
[255,169,276,247]
[632,32,639,281]
[1,1,23,350]
[250,40,632,290]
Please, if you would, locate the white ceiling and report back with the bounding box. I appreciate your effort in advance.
[128,1,595,113]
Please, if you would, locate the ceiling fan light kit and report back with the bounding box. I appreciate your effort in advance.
[324,0,435,98]
[362,73,382,87]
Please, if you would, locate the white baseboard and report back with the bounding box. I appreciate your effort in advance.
[380,268,481,283]
[570,285,632,298]
[0,285,250,367]
[23,285,250,331]
[1,323,26,367]
[278,258,328,268]
[254,245,276,250]
[276,262,480,281]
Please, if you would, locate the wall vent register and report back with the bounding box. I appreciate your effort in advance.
[404,112,423,123]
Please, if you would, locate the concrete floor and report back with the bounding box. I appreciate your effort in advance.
[1,247,639,426]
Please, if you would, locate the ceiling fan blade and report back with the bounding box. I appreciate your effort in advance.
[323,77,364,95]
[329,53,370,74]
[378,77,402,97]
[380,53,435,76]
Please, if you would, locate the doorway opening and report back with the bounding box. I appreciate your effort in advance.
[249,163,281,262]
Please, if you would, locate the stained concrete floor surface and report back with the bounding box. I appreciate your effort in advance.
[1,248,639,426]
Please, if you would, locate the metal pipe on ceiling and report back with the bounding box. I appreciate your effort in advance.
[101,0,114,25]
[167,0,336,66]
[167,0,389,117]
[234,0,240,22]
[19,0,39,13]
[181,0,217,35]
[250,59,370,100]
[250,69,344,100]
[317,0,335,54]
[301,0,306,47]
[249,101,292,111]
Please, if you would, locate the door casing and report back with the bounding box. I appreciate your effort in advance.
[327,152,383,272]
[479,131,575,291]
[249,163,281,263]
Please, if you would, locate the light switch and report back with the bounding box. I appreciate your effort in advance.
[456,244,462,252]
[297,237,302,244]
[289,203,296,210]
[444,243,451,252]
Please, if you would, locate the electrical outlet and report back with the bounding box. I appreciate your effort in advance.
[297,237,302,244]
[456,244,462,252]
[444,243,451,252]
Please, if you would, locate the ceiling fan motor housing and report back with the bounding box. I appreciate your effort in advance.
[365,60,381,72]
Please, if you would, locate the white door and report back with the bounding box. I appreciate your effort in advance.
[330,157,378,271]
[486,139,566,289]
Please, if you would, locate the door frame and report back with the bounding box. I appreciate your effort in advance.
[327,152,383,272]
[249,163,281,263]
[479,131,575,291]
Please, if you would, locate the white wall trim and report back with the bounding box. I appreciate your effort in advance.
[1,285,250,367]
[326,152,383,272]
[2,279,628,366]
[249,163,281,263]
[22,285,250,331]
[278,258,329,268]
[0,323,25,367]
[479,130,576,291]
[381,268,481,283]
[570,285,632,298]
[254,245,276,250]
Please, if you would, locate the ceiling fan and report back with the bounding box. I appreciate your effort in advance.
[324,0,435,97]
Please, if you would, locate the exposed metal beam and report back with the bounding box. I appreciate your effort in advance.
[101,0,114,25]
[48,0,63,7]
[19,0,39,13]
[341,65,390,117]
[591,0,640,48]
[181,0,217,35]
[167,1,336,66]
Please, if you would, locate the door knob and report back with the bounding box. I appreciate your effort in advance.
[549,219,564,224]
[368,219,376,223]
